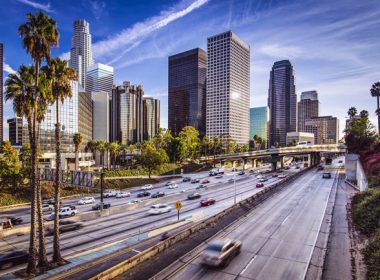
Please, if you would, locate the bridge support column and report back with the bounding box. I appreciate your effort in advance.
[271,161,277,171]
[242,158,247,170]
[251,159,257,168]
[280,156,284,169]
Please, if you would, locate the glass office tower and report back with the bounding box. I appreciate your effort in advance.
[249,106,269,148]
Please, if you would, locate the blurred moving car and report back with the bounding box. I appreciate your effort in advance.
[0,250,28,270]
[160,232,170,241]
[278,174,287,179]
[148,204,172,215]
[167,184,178,189]
[116,191,131,198]
[196,184,207,190]
[151,192,165,198]
[259,178,268,182]
[78,197,95,205]
[141,184,153,190]
[256,182,264,188]
[5,217,23,226]
[46,220,83,234]
[127,199,141,205]
[182,177,191,182]
[272,173,279,177]
[238,171,245,175]
[191,178,200,184]
[103,190,118,198]
[137,191,151,197]
[92,203,111,210]
[165,181,174,186]
[42,204,54,212]
[317,165,324,171]
[201,239,241,267]
[215,175,223,179]
[322,172,332,179]
[200,198,216,206]
[46,206,77,220]
[188,192,202,200]
[201,179,210,184]
[46,198,62,205]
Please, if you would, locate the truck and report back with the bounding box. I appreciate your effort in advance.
[209,167,225,176]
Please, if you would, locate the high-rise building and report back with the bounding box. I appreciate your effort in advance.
[268,60,297,147]
[111,81,144,145]
[305,116,339,144]
[206,31,250,145]
[92,91,110,141]
[78,89,93,145]
[143,97,160,140]
[7,117,23,146]
[0,43,3,143]
[86,63,114,95]
[249,106,269,148]
[168,48,206,136]
[70,20,93,89]
[298,91,319,132]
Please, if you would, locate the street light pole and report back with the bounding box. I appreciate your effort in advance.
[233,164,237,204]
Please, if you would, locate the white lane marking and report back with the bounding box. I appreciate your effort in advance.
[132,249,141,253]
[240,255,257,275]
[281,215,290,225]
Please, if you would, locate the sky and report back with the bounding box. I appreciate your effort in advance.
[1,0,380,140]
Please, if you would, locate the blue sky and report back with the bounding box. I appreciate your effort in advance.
[2,0,380,140]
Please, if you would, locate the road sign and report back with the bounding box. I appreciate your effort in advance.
[175,201,182,210]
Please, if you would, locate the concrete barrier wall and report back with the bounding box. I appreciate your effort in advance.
[90,167,311,280]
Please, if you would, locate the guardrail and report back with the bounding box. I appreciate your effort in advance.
[90,166,313,280]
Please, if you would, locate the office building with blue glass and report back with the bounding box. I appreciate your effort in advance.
[249,106,269,148]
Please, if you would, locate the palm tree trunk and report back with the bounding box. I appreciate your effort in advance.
[75,147,78,171]
[53,100,63,263]
[377,96,380,134]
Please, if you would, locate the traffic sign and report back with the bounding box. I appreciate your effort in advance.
[175,201,183,210]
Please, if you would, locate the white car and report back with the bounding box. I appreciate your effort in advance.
[167,184,178,189]
[103,190,118,198]
[141,184,153,190]
[78,197,95,205]
[256,175,264,179]
[116,192,131,198]
[148,204,172,215]
[46,206,77,220]
[128,199,141,205]
[42,204,54,212]
[165,181,174,186]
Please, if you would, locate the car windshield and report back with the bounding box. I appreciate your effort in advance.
[151,205,159,209]
[206,242,224,252]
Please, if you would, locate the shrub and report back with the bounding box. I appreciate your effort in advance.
[364,228,380,279]
[352,189,380,235]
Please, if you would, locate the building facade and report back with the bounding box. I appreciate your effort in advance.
[70,20,93,89]
[286,132,315,146]
[249,106,269,148]
[298,91,319,132]
[206,31,250,145]
[86,63,114,95]
[168,48,206,136]
[305,116,339,144]
[78,90,93,145]
[268,60,297,147]
[7,117,23,146]
[0,43,3,143]
[92,91,110,141]
[143,97,160,140]
[111,81,144,145]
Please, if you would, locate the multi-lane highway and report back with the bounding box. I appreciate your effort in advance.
[0,165,301,275]
[153,158,344,280]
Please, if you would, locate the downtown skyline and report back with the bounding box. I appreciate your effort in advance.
[1,0,380,140]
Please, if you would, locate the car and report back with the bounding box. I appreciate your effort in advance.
[167,184,178,189]
[187,192,202,200]
[259,178,268,182]
[116,191,131,198]
[215,175,223,179]
[5,217,23,226]
[137,191,151,198]
[317,165,324,171]
[256,175,264,179]
[196,184,207,190]
[278,174,287,179]
[256,182,264,188]
[295,166,301,169]
[46,206,77,220]
[322,172,332,179]
[151,192,165,198]
[201,179,210,184]
[201,239,241,267]
[92,203,111,210]
[147,204,172,215]
[42,204,54,212]
[103,190,118,198]
[165,181,174,186]
[200,198,216,206]
[0,250,28,270]
[180,189,188,193]
[182,177,191,182]
[191,179,200,184]
[46,220,83,234]
[46,198,62,205]
[141,184,153,190]
[249,170,256,174]
[272,173,279,177]
[78,197,95,205]
[238,171,245,175]
[127,199,141,205]
[338,160,343,163]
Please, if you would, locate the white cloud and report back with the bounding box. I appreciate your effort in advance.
[59,51,70,61]
[14,0,53,13]
[89,0,106,20]
[257,44,304,59]
[3,63,16,74]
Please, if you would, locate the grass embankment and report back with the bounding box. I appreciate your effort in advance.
[351,187,380,279]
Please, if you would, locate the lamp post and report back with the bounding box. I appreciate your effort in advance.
[233,163,237,204]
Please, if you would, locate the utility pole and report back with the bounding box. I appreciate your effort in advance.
[100,171,104,211]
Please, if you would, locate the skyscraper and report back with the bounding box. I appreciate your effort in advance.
[206,31,250,145]
[92,91,110,141]
[70,20,93,89]
[78,89,93,145]
[168,48,206,136]
[305,116,339,144]
[7,117,23,145]
[143,97,160,140]
[268,60,297,147]
[86,63,114,95]
[249,107,269,148]
[298,91,319,132]
[0,43,3,143]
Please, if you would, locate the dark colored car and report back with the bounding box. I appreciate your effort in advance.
[46,198,62,206]
[238,171,245,175]
[47,220,83,235]
[200,198,216,207]
[137,191,151,198]
[256,182,264,188]
[92,203,111,210]
[188,192,202,200]
[0,250,28,270]
[191,179,200,184]
[196,184,207,190]
[322,172,332,179]
[6,217,23,226]
[201,179,210,184]
[151,192,165,198]
[182,177,191,182]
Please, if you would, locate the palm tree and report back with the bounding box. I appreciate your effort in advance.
[201,136,210,156]
[96,141,107,169]
[42,57,76,263]
[109,141,119,169]
[73,133,83,171]
[19,11,59,272]
[360,110,369,119]
[370,82,380,133]
[347,107,357,119]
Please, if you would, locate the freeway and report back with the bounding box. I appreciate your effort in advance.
[153,158,344,280]
[0,165,299,275]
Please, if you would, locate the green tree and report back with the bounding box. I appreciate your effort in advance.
[96,140,107,169]
[19,144,32,177]
[166,137,186,163]
[360,110,369,119]
[200,136,210,156]
[345,116,378,153]
[138,144,168,178]
[0,141,21,190]
[108,141,119,169]
[348,107,358,118]
[73,133,83,171]
[179,126,199,159]
[370,82,380,133]
[153,128,173,150]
